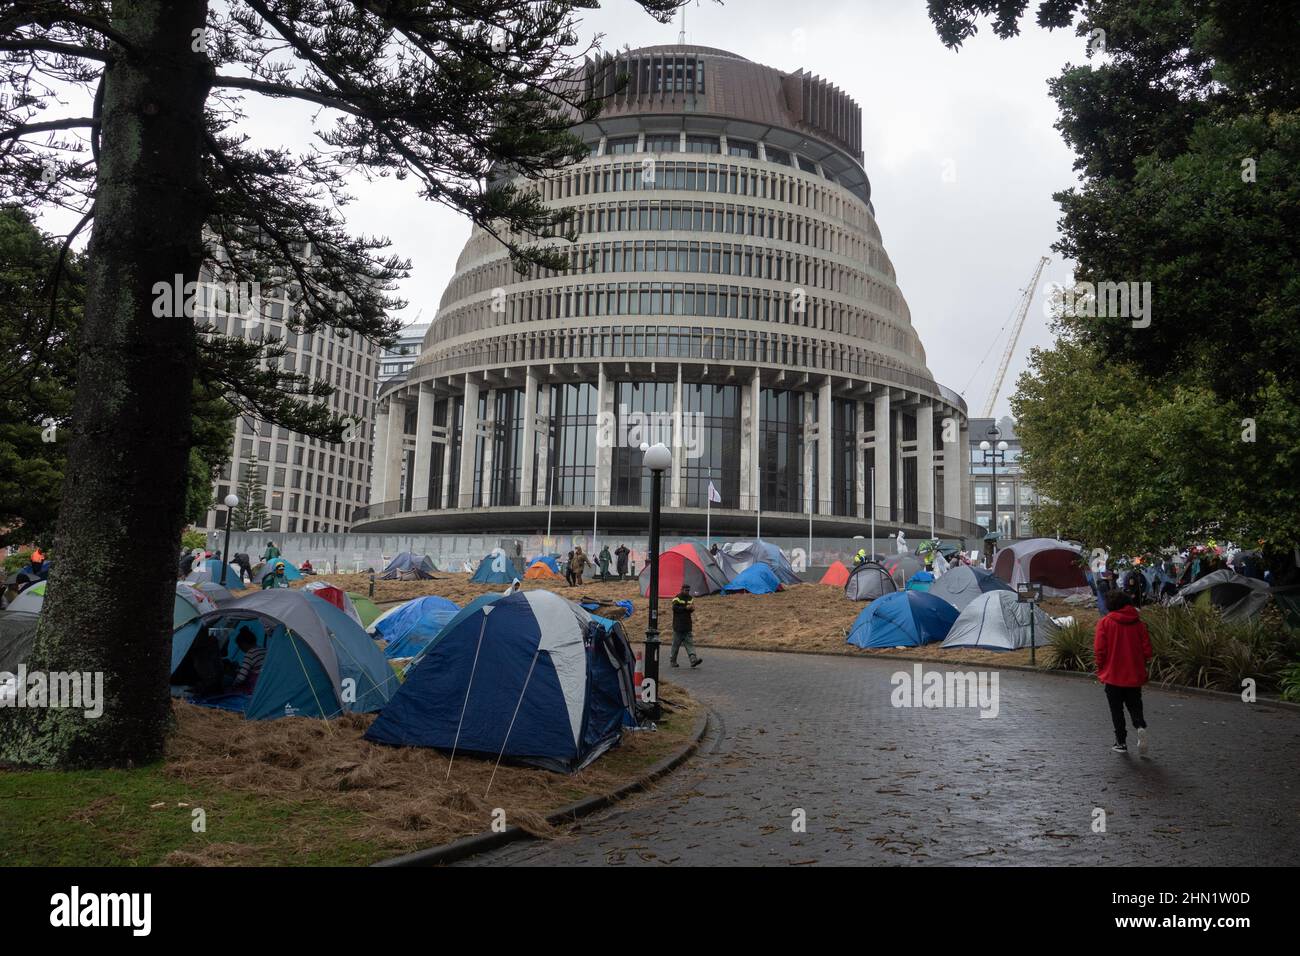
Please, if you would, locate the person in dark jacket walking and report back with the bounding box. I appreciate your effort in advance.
[1094,589,1153,754]
[670,585,702,668]
[614,544,630,581]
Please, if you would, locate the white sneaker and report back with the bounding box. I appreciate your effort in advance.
[1136,728,1149,755]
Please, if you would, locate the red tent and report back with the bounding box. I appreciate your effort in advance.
[819,561,850,586]
[639,542,727,598]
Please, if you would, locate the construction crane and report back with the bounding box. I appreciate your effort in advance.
[980,255,1050,418]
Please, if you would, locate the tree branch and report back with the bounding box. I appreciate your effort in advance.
[0,117,99,144]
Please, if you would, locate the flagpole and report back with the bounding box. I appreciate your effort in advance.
[706,483,711,547]
[869,464,875,558]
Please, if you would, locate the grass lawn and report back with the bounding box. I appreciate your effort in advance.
[0,686,700,867]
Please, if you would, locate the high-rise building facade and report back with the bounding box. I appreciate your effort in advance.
[195,256,382,537]
[968,416,1040,540]
[354,45,976,537]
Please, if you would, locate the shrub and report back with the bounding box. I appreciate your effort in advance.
[1046,620,1093,672]
[1280,663,1300,704]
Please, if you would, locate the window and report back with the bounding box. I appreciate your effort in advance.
[797,155,818,174]
[607,135,638,154]
[727,139,756,159]
[686,135,720,154]
[765,146,791,166]
[643,133,679,154]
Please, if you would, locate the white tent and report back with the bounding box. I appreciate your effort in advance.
[941,590,1061,651]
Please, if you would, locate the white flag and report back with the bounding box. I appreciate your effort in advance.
[707,480,721,504]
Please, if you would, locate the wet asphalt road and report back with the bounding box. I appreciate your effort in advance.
[459,648,1300,866]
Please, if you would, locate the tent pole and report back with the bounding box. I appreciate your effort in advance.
[447,610,492,781]
[485,648,541,798]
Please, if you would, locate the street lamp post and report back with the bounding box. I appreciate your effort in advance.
[979,425,1009,552]
[221,493,239,586]
[641,441,672,721]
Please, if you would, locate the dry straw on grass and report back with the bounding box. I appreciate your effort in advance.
[163,685,699,864]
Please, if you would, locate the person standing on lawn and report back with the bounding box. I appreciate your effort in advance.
[1094,588,1153,755]
[670,584,702,668]
[615,543,630,581]
[597,545,612,582]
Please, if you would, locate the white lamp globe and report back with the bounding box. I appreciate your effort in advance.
[979,440,991,451]
[224,493,239,508]
[997,441,1009,451]
[642,442,672,472]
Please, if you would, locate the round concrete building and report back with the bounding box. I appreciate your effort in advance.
[355,45,976,539]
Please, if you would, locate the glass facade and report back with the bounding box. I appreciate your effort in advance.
[545,383,598,506]
[610,382,674,507]
[682,384,741,509]
[759,389,805,513]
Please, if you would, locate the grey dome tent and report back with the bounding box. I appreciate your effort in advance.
[941,590,1061,651]
[715,540,802,586]
[844,561,897,601]
[1169,569,1270,622]
[928,565,1014,612]
[880,553,926,588]
[381,552,438,580]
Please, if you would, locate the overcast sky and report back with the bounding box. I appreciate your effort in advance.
[39,0,1086,419]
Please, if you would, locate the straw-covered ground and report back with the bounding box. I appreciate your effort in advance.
[0,677,700,866]
[309,570,1101,670]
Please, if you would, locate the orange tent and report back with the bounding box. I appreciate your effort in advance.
[524,562,562,580]
[819,561,850,586]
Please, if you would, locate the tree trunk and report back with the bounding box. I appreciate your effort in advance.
[1,1,212,767]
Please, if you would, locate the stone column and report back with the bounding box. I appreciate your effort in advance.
[535,384,552,508]
[480,388,496,506]
[521,368,539,506]
[855,398,868,519]
[670,365,684,507]
[959,419,972,527]
[873,390,890,526]
[749,369,762,510]
[410,383,435,509]
[818,379,833,515]
[893,403,906,520]
[596,366,612,508]
[382,396,405,505]
[942,406,963,531]
[802,393,816,514]
[370,403,390,507]
[917,402,934,533]
[457,375,479,510]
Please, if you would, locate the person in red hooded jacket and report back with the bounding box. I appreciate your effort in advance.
[1094,588,1153,754]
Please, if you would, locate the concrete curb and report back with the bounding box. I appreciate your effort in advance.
[372,706,711,867]
[692,643,1300,713]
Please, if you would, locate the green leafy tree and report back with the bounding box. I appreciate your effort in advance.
[1,0,688,767]
[928,0,1300,562]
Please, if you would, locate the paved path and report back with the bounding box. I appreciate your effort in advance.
[463,649,1300,866]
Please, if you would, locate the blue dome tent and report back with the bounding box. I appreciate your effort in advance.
[373,595,461,659]
[365,590,637,773]
[526,555,562,574]
[906,570,935,592]
[721,563,782,595]
[257,558,303,583]
[846,591,959,649]
[470,548,518,584]
[171,590,396,719]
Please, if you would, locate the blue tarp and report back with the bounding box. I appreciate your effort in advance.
[906,570,935,592]
[846,591,959,649]
[721,563,782,594]
[365,590,636,773]
[376,595,461,659]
